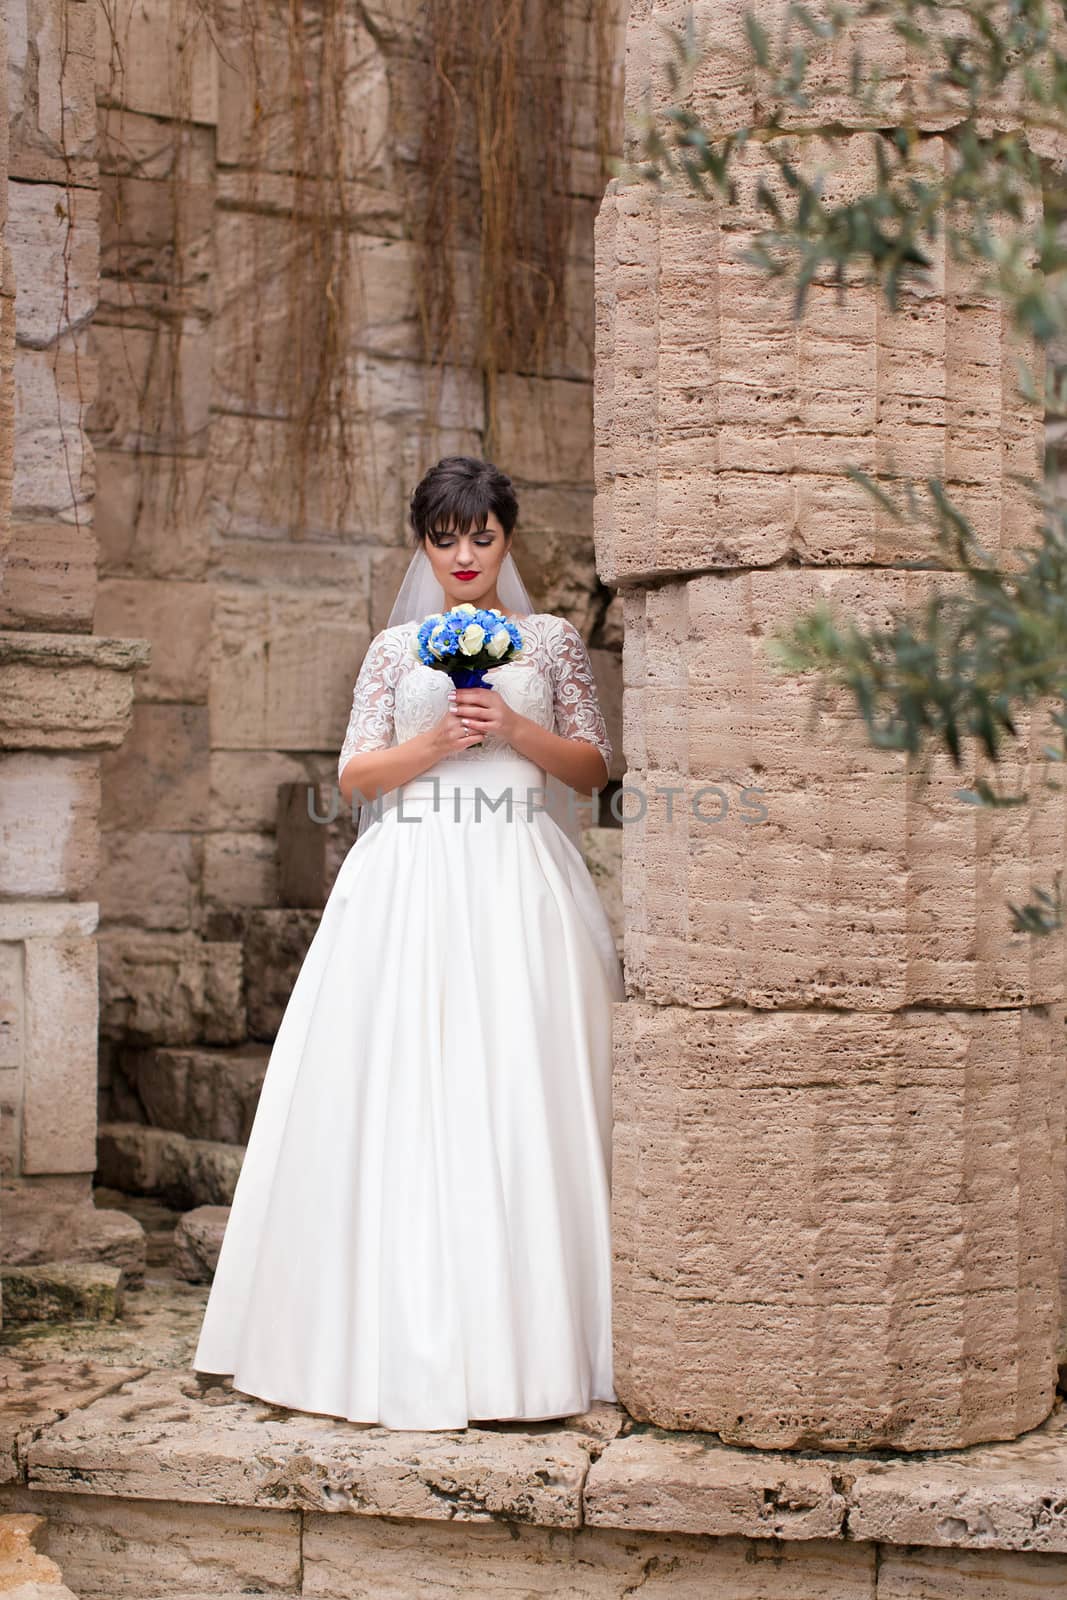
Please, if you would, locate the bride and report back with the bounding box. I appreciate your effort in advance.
[193,454,626,1429]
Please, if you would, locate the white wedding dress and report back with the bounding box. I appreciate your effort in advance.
[192,611,626,1429]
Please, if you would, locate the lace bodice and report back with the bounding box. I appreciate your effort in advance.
[338,613,611,781]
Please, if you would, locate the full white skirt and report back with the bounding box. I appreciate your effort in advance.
[192,757,625,1429]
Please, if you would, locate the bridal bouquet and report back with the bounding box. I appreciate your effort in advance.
[411,603,524,688]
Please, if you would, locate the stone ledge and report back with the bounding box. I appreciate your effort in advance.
[2,1360,1066,1552]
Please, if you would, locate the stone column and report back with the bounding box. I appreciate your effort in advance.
[595,3,1066,1449]
[0,0,147,1318]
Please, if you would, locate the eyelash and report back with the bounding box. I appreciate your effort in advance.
[434,536,494,546]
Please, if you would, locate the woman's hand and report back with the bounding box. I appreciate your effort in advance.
[452,685,519,747]
[425,684,495,761]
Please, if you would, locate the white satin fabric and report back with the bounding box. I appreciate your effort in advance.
[192,622,625,1430]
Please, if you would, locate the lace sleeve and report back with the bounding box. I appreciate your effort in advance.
[337,628,406,781]
[550,616,612,779]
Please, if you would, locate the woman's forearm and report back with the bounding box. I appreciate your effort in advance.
[339,732,439,808]
[507,715,609,796]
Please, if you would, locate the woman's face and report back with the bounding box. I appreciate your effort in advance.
[423,512,515,615]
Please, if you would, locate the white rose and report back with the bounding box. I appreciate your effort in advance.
[458,623,486,655]
[454,602,477,616]
[486,628,510,659]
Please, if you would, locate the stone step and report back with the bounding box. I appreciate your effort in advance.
[96,1124,244,1211]
[0,1262,125,1324]
[1,1359,1066,1599]
[105,1044,270,1144]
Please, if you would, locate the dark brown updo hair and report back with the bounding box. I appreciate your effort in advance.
[408,456,519,548]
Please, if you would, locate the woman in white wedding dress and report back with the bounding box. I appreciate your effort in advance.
[193,455,625,1430]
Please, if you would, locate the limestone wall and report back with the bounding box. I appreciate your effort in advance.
[596,2,1067,1448]
[90,0,627,1058]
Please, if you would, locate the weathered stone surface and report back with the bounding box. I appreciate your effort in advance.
[580,826,622,952]
[11,344,95,520]
[847,1398,1067,1551]
[625,0,1046,141]
[24,1368,611,1526]
[172,1204,228,1282]
[98,172,213,322]
[594,147,1042,583]
[0,1488,299,1596]
[0,1262,124,1324]
[95,0,218,124]
[96,1122,245,1210]
[612,1000,1066,1449]
[8,0,97,184]
[0,754,99,898]
[0,633,148,751]
[99,704,208,831]
[97,931,245,1046]
[88,320,210,455]
[210,586,371,754]
[241,912,320,1040]
[6,182,98,348]
[301,1517,875,1598]
[209,749,310,834]
[93,449,209,580]
[0,1510,75,1594]
[584,1428,847,1538]
[97,831,199,932]
[621,574,1065,1011]
[93,579,211,704]
[107,1045,268,1144]
[878,1543,1067,1596]
[0,1179,145,1283]
[202,831,277,911]
[0,522,96,631]
[19,934,99,1176]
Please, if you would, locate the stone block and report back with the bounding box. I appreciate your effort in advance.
[0,521,96,630]
[95,0,218,124]
[88,319,210,455]
[208,749,309,833]
[0,754,99,897]
[98,172,213,323]
[0,1261,123,1323]
[0,1178,145,1282]
[97,930,244,1046]
[7,181,98,350]
[99,703,208,830]
[0,632,145,752]
[97,831,198,931]
[215,0,387,182]
[108,1044,268,1144]
[611,999,1067,1449]
[93,449,209,580]
[95,1122,245,1208]
[242,911,321,1040]
[210,585,371,754]
[202,832,277,910]
[172,1203,229,1281]
[0,1485,299,1594]
[593,157,1043,582]
[94,577,210,702]
[12,343,95,520]
[494,372,592,486]
[17,934,98,1175]
[622,573,1065,1010]
[8,0,96,184]
[24,1367,609,1524]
